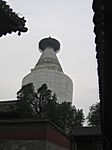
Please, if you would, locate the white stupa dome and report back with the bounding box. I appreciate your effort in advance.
[22,37,73,103]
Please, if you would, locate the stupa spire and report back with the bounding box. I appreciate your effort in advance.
[22,37,73,103]
[35,37,63,72]
[39,37,60,53]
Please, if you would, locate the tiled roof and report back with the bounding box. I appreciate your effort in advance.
[0,100,17,112]
[0,0,28,37]
[72,126,101,136]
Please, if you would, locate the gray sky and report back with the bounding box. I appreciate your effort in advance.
[0,0,99,117]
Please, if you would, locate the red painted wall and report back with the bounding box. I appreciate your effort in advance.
[0,120,71,149]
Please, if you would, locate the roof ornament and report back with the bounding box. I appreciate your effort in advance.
[39,37,60,53]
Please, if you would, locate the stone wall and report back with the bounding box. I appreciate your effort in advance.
[0,140,70,150]
[0,140,46,150]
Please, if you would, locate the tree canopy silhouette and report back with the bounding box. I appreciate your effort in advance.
[17,83,85,133]
[87,102,101,126]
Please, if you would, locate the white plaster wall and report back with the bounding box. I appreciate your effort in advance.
[22,69,73,103]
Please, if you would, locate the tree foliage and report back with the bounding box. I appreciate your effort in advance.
[17,83,85,133]
[56,102,85,133]
[17,83,36,117]
[87,102,101,126]
[17,83,57,118]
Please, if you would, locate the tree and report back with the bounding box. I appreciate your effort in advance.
[44,93,59,122]
[17,83,85,133]
[36,84,58,119]
[74,109,85,126]
[17,83,58,118]
[16,83,37,118]
[87,102,101,126]
[56,102,85,133]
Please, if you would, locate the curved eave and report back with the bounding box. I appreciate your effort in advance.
[0,0,28,37]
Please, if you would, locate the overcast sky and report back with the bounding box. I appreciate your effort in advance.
[0,0,99,117]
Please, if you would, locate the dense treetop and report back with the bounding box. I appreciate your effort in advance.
[17,83,85,133]
[87,102,101,126]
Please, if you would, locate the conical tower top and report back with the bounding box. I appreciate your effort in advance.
[22,37,73,103]
[39,37,60,53]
